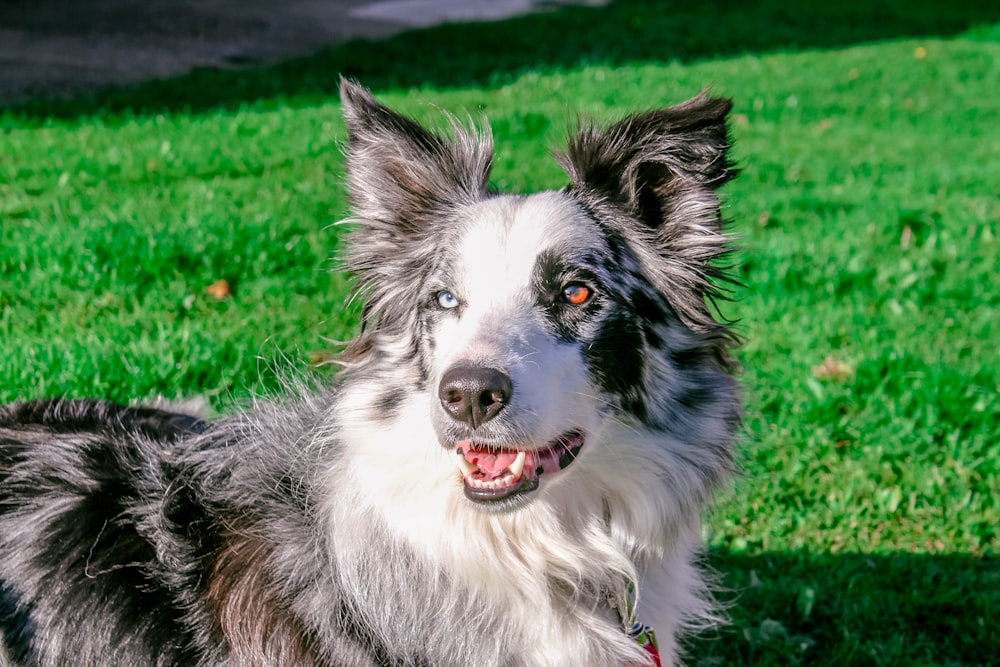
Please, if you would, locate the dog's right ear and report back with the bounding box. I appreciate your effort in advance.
[339,78,493,230]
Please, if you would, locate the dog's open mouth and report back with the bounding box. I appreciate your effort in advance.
[454,430,585,503]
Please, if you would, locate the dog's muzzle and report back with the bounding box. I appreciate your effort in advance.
[437,363,585,508]
[437,363,512,429]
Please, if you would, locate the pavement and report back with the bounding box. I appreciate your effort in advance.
[0,0,605,106]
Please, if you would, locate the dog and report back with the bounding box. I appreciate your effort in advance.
[0,80,740,666]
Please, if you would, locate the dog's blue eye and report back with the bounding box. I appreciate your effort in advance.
[436,290,460,309]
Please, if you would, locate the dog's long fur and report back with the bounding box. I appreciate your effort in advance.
[0,81,740,667]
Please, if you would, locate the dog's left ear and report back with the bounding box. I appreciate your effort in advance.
[557,93,735,233]
[339,78,493,229]
[558,93,737,333]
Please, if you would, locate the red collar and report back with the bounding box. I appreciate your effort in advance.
[627,621,662,666]
[613,584,662,666]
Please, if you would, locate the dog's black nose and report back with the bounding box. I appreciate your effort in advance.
[438,365,513,429]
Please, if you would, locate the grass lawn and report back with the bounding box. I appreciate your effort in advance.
[1,1,997,664]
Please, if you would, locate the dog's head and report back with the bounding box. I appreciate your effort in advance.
[338,80,739,514]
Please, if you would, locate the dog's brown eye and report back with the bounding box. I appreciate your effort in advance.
[562,284,591,305]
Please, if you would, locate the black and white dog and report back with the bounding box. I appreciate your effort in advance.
[0,80,740,666]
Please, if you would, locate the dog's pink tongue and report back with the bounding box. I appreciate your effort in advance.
[458,440,519,476]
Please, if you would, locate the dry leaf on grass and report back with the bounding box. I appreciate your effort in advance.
[205,279,232,299]
[813,356,854,381]
[900,225,913,249]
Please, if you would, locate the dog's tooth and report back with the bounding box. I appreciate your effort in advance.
[509,450,526,480]
[455,451,477,477]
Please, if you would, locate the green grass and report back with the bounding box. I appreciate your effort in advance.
[1,1,997,664]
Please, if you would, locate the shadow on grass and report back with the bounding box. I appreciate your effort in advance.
[6,0,1000,118]
[688,549,998,666]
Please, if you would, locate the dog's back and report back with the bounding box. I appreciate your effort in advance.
[0,397,393,667]
[0,399,211,665]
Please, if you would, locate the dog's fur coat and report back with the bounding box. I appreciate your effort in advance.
[0,81,740,666]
